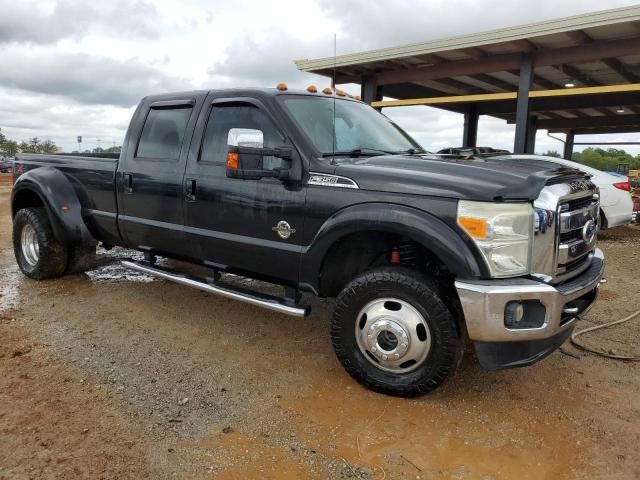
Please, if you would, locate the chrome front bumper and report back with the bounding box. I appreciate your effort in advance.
[455,248,604,343]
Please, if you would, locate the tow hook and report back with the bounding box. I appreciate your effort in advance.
[563,306,579,315]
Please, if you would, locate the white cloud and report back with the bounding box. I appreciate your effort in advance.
[0,87,133,149]
[0,47,194,106]
[0,0,638,154]
[0,0,162,44]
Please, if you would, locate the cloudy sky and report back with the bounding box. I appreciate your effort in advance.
[1,0,638,153]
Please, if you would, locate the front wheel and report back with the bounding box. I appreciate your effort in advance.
[13,207,68,280]
[331,267,462,396]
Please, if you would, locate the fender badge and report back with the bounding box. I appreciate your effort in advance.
[272,220,296,239]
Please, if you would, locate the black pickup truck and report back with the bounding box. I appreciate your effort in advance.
[11,86,604,396]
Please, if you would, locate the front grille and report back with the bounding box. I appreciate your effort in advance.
[559,230,581,243]
[563,196,596,212]
[556,194,599,276]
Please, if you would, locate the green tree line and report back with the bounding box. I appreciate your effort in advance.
[1,129,121,156]
[0,129,57,156]
[3,126,637,170]
[542,147,640,171]
[80,146,122,154]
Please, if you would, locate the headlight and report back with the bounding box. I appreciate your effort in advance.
[457,200,534,278]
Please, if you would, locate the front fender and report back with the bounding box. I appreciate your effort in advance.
[12,166,95,245]
[300,202,485,292]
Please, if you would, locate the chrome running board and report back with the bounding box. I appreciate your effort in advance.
[121,260,310,318]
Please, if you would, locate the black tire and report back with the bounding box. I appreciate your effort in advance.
[13,207,68,280]
[66,244,97,274]
[332,267,462,397]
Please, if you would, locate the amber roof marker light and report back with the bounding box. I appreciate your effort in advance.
[307,85,318,93]
[276,82,288,91]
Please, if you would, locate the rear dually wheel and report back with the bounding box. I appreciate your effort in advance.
[13,207,68,280]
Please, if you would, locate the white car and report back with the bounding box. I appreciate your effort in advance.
[509,155,633,229]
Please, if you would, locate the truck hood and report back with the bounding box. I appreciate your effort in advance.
[334,154,586,202]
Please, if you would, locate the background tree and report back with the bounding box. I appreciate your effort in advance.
[11,137,59,154]
[541,150,561,158]
[1,140,19,156]
[41,139,57,153]
[572,147,640,171]
[18,141,33,153]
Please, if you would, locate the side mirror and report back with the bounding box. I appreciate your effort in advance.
[228,128,264,148]
[226,145,293,181]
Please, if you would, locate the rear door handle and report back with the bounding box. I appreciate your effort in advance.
[186,178,196,201]
[124,173,133,193]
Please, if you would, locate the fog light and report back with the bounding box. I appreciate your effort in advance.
[504,300,546,329]
[505,301,525,327]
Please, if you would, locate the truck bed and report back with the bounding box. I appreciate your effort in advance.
[14,153,121,245]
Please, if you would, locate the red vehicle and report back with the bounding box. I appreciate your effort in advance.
[630,175,640,222]
[0,157,14,173]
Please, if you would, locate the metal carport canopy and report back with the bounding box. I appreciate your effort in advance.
[294,6,640,157]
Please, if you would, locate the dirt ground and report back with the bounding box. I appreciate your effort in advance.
[0,171,638,480]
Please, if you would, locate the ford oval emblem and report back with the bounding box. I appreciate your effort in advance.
[582,219,596,244]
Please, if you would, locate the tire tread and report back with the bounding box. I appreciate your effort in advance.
[13,207,67,280]
[331,267,462,397]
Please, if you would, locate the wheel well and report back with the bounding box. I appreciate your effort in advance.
[319,230,467,341]
[12,189,45,218]
[319,231,453,298]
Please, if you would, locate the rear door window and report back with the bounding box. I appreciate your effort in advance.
[137,107,192,160]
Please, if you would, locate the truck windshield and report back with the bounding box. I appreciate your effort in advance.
[279,96,424,156]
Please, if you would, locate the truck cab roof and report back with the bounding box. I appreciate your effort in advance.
[141,87,361,103]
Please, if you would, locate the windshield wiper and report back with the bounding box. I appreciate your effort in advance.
[321,148,396,158]
[391,148,427,155]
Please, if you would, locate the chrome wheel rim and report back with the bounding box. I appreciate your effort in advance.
[21,224,40,266]
[355,298,432,373]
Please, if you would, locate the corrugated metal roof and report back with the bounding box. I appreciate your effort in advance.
[294,6,640,134]
[295,6,640,72]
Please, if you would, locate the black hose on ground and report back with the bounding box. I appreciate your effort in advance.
[570,309,640,361]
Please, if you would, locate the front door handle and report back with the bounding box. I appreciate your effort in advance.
[124,173,133,193]
[186,178,196,201]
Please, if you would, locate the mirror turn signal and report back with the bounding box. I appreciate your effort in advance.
[227,152,239,170]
